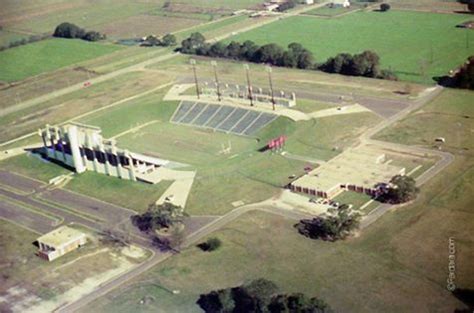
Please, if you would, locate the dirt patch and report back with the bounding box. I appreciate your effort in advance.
[121,245,147,260]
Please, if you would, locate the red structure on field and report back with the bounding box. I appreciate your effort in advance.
[267,135,287,151]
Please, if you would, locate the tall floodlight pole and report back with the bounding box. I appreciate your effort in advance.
[211,60,221,101]
[190,58,200,99]
[266,65,275,111]
[244,64,254,107]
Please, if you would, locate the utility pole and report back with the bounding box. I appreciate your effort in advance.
[211,60,221,101]
[190,58,200,99]
[266,65,275,111]
[244,64,253,107]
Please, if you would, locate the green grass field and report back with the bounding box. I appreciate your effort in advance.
[0,38,121,82]
[66,172,173,213]
[0,154,71,183]
[227,10,474,83]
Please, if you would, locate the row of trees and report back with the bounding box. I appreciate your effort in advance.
[320,51,396,80]
[53,22,106,42]
[458,0,474,11]
[141,33,177,47]
[180,32,397,80]
[197,278,333,313]
[0,33,50,51]
[450,56,474,90]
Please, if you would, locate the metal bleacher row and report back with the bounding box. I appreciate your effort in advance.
[171,101,277,136]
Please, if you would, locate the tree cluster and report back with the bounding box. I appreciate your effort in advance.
[379,3,391,11]
[197,237,222,252]
[141,33,177,47]
[277,0,297,12]
[458,0,474,12]
[320,51,396,79]
[131,202,186,233]
[378,175,419,204]
[197,278,333,313]
[451,56,474,90]
[0,33,50,51]
[180,32,397,80]
[53,22,106,42]
[295,204,361,241]
[181,34,314,69]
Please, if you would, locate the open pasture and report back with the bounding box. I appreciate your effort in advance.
[227,10,474,84]
[0,38,122,82]
[375,89,474,153]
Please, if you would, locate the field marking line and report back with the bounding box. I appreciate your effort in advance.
[110,120,159,140]
[407,164,422,176]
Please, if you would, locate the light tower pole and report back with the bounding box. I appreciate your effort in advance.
[211,60,221,101]
[190,58,200,99]
[244,64,253,107]
[266,65,275,111]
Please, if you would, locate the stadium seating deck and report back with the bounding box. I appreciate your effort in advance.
[171,101,277,136]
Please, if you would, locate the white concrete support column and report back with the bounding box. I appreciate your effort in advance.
[101,145,111,176]
[53,128,62,160]
[67,125,86,173]
[39,129,47,151]
[125,151,136,181]
[112,145,123,178]
[46,127,56,159]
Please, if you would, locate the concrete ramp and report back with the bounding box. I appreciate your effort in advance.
[154,168,196,209]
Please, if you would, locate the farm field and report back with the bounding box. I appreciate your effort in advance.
[0,0,262,47]
[304,3,364,16]
[227,10,474,83]
[0,46,169,112]
[390,0,466,12]
[0,38,122,82]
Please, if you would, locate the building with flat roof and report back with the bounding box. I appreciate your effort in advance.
[290,148,405,198]
[37,226,87,261]
[38,122,169,184]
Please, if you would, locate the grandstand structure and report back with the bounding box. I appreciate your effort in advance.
[38,122,170,184]
[171,100,277,136]
[201,82,297,108]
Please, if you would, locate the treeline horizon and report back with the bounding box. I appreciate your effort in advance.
[180,32,398,81]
